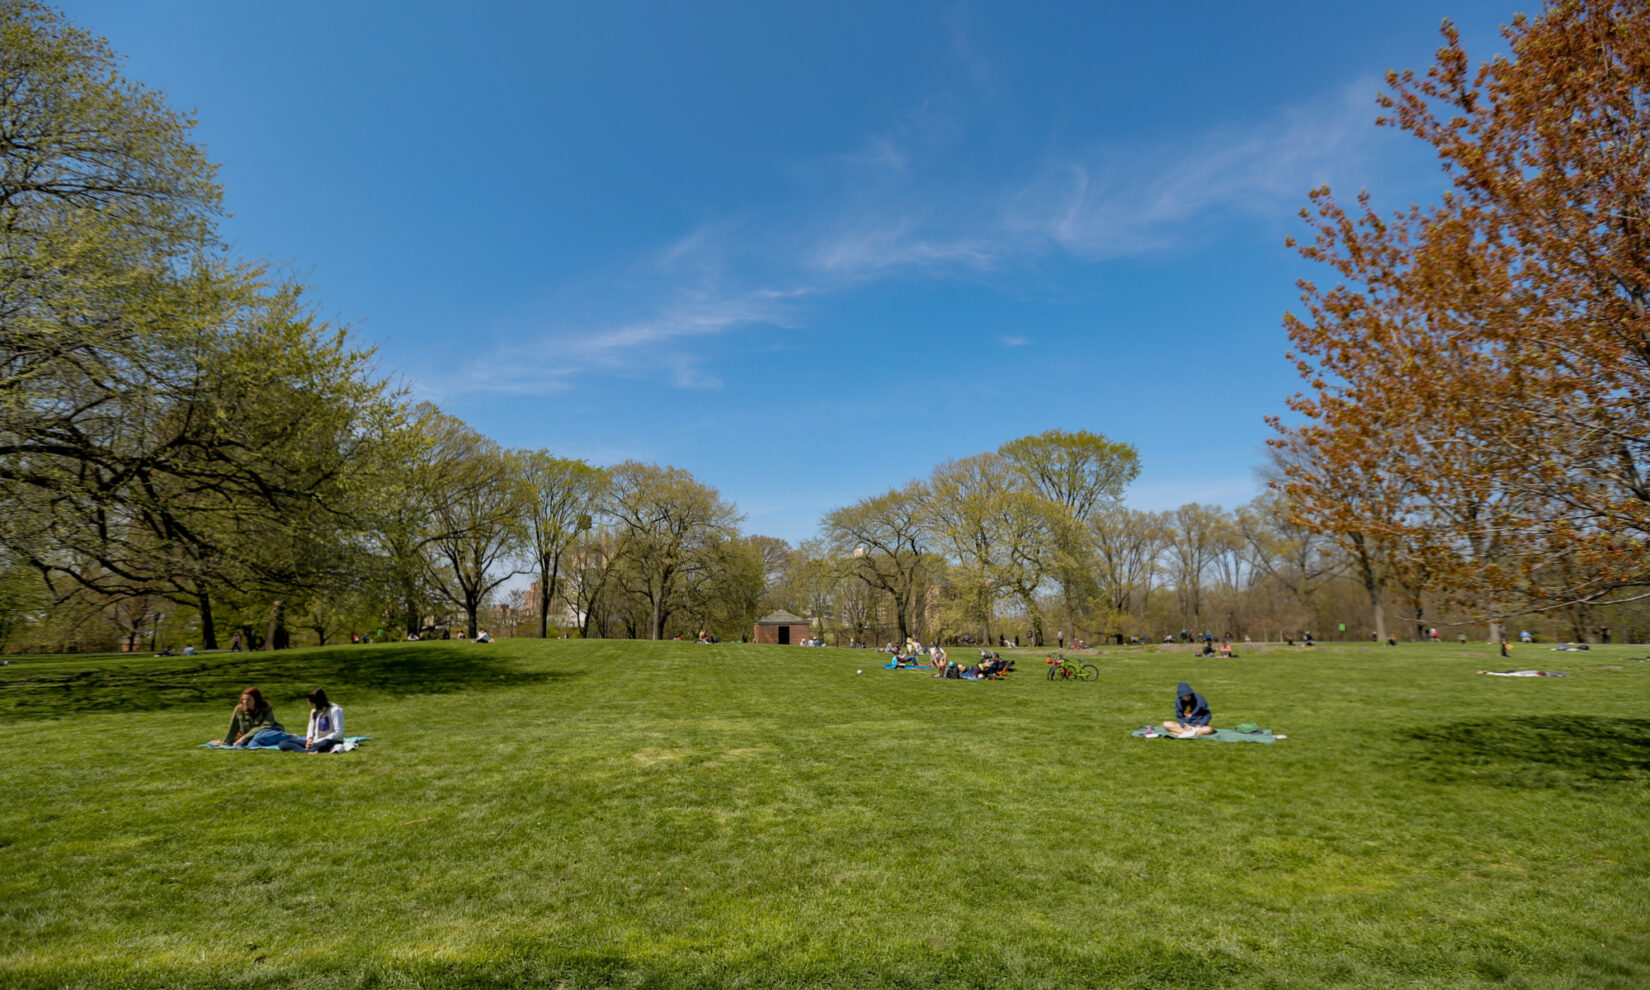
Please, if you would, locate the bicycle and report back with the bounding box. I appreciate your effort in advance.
[1045,654,1098,681]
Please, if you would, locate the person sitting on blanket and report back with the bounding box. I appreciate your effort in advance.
[1162,681,1214,738]
[278,688,346,752]
[209,687,286,748]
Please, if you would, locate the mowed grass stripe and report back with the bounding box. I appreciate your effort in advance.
[2,639,1648,988]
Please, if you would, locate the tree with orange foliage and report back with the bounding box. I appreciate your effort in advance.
[1275,0,1650,621]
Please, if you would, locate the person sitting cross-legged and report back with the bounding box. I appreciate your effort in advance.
[209,687,286,748]
[1162,681,1214,738]
[278,688,346,752]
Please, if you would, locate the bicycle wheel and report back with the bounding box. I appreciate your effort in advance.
[1047,664,1060,681]
[1080,664,1099,681]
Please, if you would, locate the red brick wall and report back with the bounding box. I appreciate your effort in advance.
[753,623,811,644]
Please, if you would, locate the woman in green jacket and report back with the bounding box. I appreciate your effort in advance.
[209,687,286,748]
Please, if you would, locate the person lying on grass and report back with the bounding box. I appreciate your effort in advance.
[1162,681,1214,738]
[209,687,286,748]
[277,688,346,752]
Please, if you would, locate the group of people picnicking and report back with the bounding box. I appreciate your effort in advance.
[934,651,1014,679]
[881,637,1015,679]
[207,686,348,752]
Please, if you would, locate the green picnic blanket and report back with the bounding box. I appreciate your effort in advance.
[1131,725,1279,743]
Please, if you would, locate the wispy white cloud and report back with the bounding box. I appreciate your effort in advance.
[1008,83,1382,258]
[458,287,801,395]
[947,10,995,95]
[655,218,746,268]
[833,136,910,172]
[455,76,1385,397]
[811,222,996,276]
[788,81,1383,282]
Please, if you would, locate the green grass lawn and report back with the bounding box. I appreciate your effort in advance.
[3,638,1648,988]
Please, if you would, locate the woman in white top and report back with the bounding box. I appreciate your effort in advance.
[278,688,345,752]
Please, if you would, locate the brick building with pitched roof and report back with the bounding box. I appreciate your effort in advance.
[753,610,811,645]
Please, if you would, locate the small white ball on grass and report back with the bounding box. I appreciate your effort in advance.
[856,669,863,675]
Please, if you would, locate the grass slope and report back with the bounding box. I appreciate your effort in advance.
[2,639,1648,988]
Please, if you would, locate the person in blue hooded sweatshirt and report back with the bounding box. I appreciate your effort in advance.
[1162,681,1214,737]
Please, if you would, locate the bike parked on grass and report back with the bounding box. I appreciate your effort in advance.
[1045,654,1098,681]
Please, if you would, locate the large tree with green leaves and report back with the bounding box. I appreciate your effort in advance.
[417,413,527,640]
[0,3,392,647]
[922,454,1009,642]
[998,429,1140,642]
[517,451,604,638]
[604,462,742,640]
[823,482,932,644]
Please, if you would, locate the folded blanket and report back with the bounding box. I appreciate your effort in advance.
[1131,726,1280,743]
[202,736,372,751]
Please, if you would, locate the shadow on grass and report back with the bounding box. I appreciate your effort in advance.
[0,644,571,721]
[1404,716,1650,789]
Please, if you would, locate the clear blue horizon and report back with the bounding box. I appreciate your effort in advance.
[63,0,1518,543]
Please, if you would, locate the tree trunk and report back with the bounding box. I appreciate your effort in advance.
[1367,580,1388,642]
[197,583,219,650]
[267,600,289,650]
[465,600,479,640]
[538,559,552,639]
[1566,603,1592,643]
[547,555,561,637]
[403,589,421,638]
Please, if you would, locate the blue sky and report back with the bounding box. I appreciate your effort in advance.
[64,0,1519,543]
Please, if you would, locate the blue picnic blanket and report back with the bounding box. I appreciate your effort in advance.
[201,736,372,751]
[883,661,935,669]
[1131,726,1278,743]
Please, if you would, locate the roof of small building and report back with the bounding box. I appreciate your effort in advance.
[755,610,809,625]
